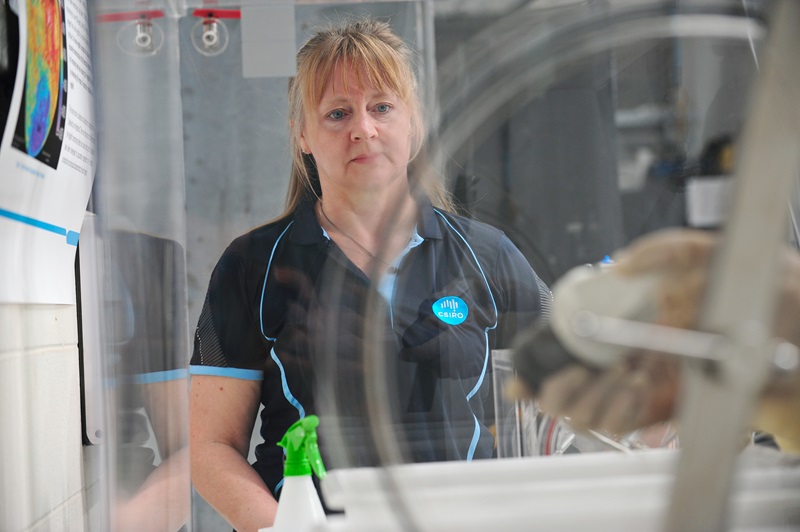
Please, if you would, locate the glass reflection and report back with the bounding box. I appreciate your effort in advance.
[91,6,190,531]
[82,0,799,531]
[359,0,767,464]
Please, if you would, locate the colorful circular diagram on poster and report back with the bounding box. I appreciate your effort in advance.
[25,0,63,157]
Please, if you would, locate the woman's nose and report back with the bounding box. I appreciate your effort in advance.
[351,111,377,141]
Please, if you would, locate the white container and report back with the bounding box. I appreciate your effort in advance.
[260,415,329,532]
[262,476,327,532]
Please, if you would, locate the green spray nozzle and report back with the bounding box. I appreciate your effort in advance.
[277,415,327,479]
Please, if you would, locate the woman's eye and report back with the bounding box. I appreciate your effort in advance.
[375,103,392,113]
[328,109,345,120]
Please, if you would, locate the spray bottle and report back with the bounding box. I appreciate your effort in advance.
[267,415,327,532]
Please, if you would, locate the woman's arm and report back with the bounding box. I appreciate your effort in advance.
[115,379,192,531]
[190,375,278,531]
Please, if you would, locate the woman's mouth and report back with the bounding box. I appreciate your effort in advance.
[351,153,376,163]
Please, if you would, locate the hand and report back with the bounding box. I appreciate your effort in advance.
[537,352,679,436]
[534,229,800,451]
[615,229,800,348]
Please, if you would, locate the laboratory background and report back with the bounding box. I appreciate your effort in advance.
[1,0,799,530]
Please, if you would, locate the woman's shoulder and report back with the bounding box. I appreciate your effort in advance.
[432,208,534,270]
[224,215,298,261]
[433,209,511,244]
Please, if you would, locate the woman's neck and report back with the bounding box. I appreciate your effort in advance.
[316,187,417,273]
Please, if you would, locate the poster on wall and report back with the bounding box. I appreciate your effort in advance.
[0,0,95,304]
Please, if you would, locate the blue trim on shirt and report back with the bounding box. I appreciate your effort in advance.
[260,222,293,342]
[433,209,499,461]
[270,347,306,419]
[257,222,307,417]
[467,415,481,460]
[133,369,188,384]
[189,365,263,380]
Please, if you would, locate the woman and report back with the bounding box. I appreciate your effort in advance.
[189,17,549,531]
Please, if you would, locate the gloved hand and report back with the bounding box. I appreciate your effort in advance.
[531,229,800,452]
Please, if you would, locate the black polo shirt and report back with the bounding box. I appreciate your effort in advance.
[190,197,549,498]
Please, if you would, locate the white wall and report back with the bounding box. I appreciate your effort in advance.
[0,304,87,531]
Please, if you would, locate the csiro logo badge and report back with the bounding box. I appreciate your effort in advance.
[432,296,468,325]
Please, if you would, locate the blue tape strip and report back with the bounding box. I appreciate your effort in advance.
[0,207,79,246]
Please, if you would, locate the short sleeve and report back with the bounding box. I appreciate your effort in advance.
[112,231,190,383]
[190,247,269,380]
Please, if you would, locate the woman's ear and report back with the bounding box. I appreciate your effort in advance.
[299,132,311,155]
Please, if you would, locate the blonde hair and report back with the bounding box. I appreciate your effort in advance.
[279,17,455,219]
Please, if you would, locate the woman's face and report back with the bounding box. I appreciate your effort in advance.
[299,63,413,197]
